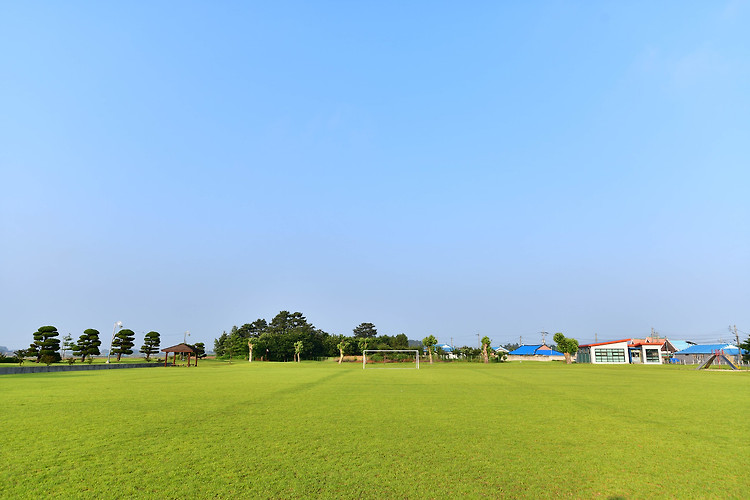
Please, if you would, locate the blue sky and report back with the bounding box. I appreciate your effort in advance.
[1,1,748,350]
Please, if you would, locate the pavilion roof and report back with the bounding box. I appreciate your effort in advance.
[161,343,197,353]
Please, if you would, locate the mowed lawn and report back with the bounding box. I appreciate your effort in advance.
[2,361,749,498]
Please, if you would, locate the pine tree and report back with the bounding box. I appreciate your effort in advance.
[33,326,61,364]
[139,331,161,361]
[73,329,102,362]
[111,329,135,361]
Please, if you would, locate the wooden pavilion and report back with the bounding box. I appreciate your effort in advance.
[161,343,199,367]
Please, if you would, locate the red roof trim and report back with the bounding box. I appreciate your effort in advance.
[579,339,632,348]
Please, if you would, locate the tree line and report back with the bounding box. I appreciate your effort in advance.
[213,311,516,364]
[10,325,206,365]
[214,312,422,362]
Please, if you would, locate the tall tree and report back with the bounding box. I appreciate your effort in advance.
[226,333,244,363]
[237,319,268,338]
[139,331,160,361]
[269,311,310,335]
[553,332,579,364]
[111,329,135,362]
[214,331,229,357]
[73,329,102,362]
[353,323,378,338]
[394,333,409,349]
[422,335,438,364]
[33,326,61,364]
[481,336,492,364]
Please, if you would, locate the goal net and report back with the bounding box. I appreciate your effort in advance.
[362,350,420,369]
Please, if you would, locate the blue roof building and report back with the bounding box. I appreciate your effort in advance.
[665,340,693,352]
[675,344,742,355]
[508,344,564,357]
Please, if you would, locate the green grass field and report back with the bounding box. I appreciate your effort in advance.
[2,361,748,498]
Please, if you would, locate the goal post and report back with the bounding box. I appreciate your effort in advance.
[362,350,420,369]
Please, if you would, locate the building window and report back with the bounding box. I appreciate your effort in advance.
[577,348,590,363]
[645,349,660,363]
[594,348,626,363]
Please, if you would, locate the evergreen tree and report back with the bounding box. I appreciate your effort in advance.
[214,331,228,356]
[73,329,102,362]
[192,342,207,359]
[353,322,378,338]
[111,329,135,361]
[33,326,61,363]
[139,331,160,361]
[394,333,409,349]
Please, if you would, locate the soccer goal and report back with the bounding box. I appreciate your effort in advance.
[362,350,420,369]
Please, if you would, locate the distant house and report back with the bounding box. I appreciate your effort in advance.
[436,344,460,360]
[664,339,695,353]
[507,344,564,360]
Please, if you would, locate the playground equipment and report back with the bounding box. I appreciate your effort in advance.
[696,350,738,370]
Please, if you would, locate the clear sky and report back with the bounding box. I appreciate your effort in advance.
[1,1,748,351]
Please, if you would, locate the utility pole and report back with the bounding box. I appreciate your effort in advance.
[476,334,480,348]
[519,336,523,346]
[540,330,548,345]
[732,325,740,365]
[594,332,598,343]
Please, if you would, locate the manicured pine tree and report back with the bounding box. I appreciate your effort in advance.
[33,326,61,364]
[139,331,160,361]
[111,329,136,361]
[192,342,207,359]
[73,329,102,362]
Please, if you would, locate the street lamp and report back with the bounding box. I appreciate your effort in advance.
[106,321,123,364]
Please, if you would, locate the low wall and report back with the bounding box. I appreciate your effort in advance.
[0,363,162,375]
